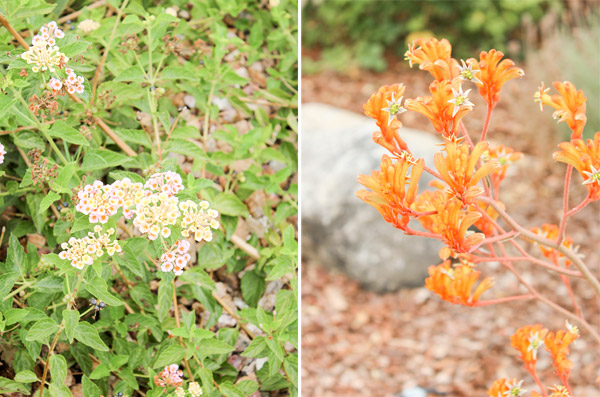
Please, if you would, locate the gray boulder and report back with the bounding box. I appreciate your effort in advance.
[301,103,444,293]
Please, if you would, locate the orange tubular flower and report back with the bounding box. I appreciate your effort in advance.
[425,259,493,306]
[416,193,485,255]
[483,144,523,190]
[510,324,549,372]
[405,78,473,139]
[553,132,600,200]
[364,84,409,154]
[535,81,587,139]
[548,385,572,397]
[434,141,500,204]
[404,37,459,81]
[544,322,579,383]
[469,49,524,108]
[487,378,526,397]
[531,224,575,267]
[357,155,425,231]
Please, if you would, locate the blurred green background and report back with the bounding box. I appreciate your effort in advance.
[302,0,599,139]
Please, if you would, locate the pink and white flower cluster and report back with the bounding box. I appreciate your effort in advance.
[145,171,184,196]
[0,143,6,164]
[32,21,65,46]
[133,192,180,240]
[59,226,121,269]
[153,364,183,388]
[64,67,85,94]
[75,178,148,224]
[159,240,191,275]
[179,200,220,242]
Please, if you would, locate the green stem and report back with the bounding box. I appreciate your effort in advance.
[2,281,32,302]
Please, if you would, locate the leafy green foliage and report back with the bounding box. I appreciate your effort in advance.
[0,0,298,395]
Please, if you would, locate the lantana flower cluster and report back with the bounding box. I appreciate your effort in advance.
[20,21,86,96]
[71,172,219,274]
[0,143,6,164]
[159,240,192,276]
[154,364,183,388]
[58,226,121,269]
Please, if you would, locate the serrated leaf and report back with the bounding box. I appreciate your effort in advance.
[197,338,235,356]
[62,309,79,344]
[153,345,185,369]
[74,322,109,351]
[38,191,61,215]
[85,277,123,306]
[214,193,248,217]
[26,318,58,343]
[49,354,68,385]
[14,370,38,383]
[81,149,131,171]
[241,336,267,358]
[82,376,102,397]
[48,121,89,146]
[241,270,265,307]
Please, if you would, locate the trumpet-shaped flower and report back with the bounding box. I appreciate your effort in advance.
[434,141,500,204]
[404,37,459,81]
[530,224,576,267]
[364,84,409,154]
[544,321,579,382]
[405,79,473,139]
[535,81,587,139]
[179,200,220,242]
[553,132,600,200]
[468,49,524,108]
[487,378,526,397]
[482,144,523,190]
[159,240,192,276]
[425,259,493,306]
[134,193,181,240]
[145,171,184,197]
[357,155,424,230]
[416,193,485,255]
[59,226,121,269]
[510,324,548,371]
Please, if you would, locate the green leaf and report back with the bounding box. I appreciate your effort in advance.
[6,234,25,274]
[14,370,38,383]
[38,191,61,215]
[283,354,298,387]
[0,376,30,394]
[161,66,200,81]
[60,40,91,58]
[114,66,146,82]
[82,375,102,397]
[81,149,132,171]
[14,131,45,149]
[49,354,68,385]
[197,338,235,356]
[89,363,110,379]
[153,345,186,369]
[74,322,109,352]
[163,139,208,160]
[241,336,267,358]
[62,309,79,344]
[220,381,245,397]
[156,279,173,323]
[85,277,123,306]
[26,318,59,343]
[52,163,77,194]
[0,272,20,299]
[214,193,249,217]
[48,121,90,146]
[241,270,265,307]
[49,383,72,397]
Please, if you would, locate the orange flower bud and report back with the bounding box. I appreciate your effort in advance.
[469,49,524,108]
[404,37,459,81]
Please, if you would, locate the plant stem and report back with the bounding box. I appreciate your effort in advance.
[2,281,32,301]
[474,294,535,307]
[480,103,493,142]
[556,165,572,245]
[172,279,195,382]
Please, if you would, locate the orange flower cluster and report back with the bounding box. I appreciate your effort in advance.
[405,78,473,139]
[483,144,523,191]
[357,155,424,230]
[363,84,409,154]
[487,378,525,397]
[434,141,499,204]
[469,49,524,108]
[511,324,548,371]
[404,37,458,81]
[544,322,579,383]
[425,259,493,306]
[553,131,600,201]
[530,224,576,267]
[535,81,587,139]
[416,192,485,256]
[471,200,502,238]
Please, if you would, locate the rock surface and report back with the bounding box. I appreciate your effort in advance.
[301,103,444,292]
